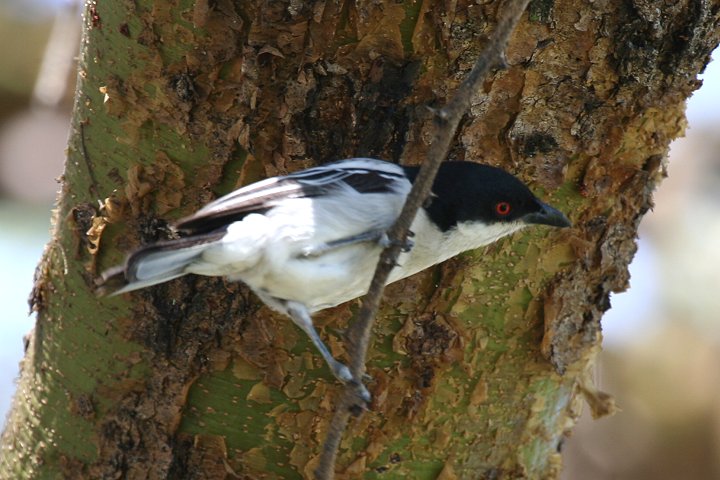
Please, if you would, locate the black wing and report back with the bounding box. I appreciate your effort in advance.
[175,158,406,235]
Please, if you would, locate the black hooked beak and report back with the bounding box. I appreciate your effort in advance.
[523,201,571,228]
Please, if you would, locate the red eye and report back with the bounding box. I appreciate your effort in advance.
[495,202,511,216]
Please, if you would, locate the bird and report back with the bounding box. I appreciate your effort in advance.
[100,158,571,399]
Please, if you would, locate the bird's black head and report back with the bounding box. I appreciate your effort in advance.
[404,161,571,232]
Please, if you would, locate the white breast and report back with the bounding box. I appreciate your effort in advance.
[389,211,526,283]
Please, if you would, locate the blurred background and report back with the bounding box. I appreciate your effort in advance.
[0,1,718,477]
[0,0,80,420]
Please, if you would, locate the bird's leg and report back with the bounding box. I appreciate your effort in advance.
[285,301,371,403]
[300,229,414,257]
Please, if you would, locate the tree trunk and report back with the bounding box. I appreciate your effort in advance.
[2,0,718,478]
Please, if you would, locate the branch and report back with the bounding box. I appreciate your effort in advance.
[314,0,532,478]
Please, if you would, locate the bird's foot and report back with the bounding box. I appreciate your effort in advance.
[331,362,371,404]
[377,231,414,252]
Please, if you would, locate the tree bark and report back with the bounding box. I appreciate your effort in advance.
[2,0,718,479]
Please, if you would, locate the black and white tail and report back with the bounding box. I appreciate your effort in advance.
[98,231,224,296]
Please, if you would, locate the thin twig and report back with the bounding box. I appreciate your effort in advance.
[314,0,532,478]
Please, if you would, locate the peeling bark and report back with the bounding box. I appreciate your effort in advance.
[2,0,718,479]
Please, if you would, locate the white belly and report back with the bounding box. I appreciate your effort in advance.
[249,243,383,312]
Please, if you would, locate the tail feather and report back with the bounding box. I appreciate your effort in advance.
[98,230,226,296]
